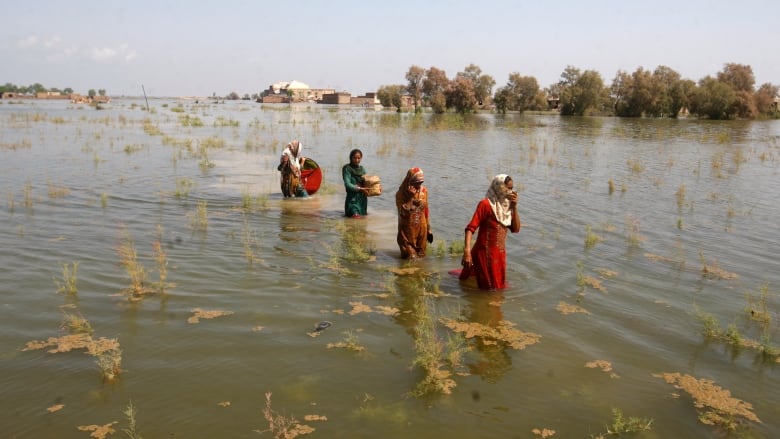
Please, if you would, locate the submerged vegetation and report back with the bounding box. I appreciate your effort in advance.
[3,98,779,437]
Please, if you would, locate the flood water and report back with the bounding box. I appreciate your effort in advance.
[1,99,779,438]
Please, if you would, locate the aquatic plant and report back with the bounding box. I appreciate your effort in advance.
[675,184,686,208]
[593,408,652,436]
[77,422,118,439]
[187,308,234,324]
[54,261,79,295]
[117,230,153,300]
[699,251,738,280]
[326,330,366,352]
[174,178,194,198]
[258,392,314,439]
[190,200,208,231]
[242,218,260,265]
[624,214,645,247]
[744,282,771,327]
[411,297,468,396]
[122,400,143,439]
[584,224,603,249]
[152,226,173,293]
[95,344,123,382]
[655,372,760,431]
[60,310,93,334]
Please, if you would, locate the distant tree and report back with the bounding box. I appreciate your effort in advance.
[612,67,653,117]
[494,73,543,113]
[689,76,735,120]
[88,89,96,97]
[558,66,605,116]
[717,63,755,92]
[242,93,250,100]
[717,63,756,118]
[30,83,46,94]
[98,89,106,96]
[377,84,405,112]
[405,65,425,113]
[63,87,73,94]
[445,76,477,114]
[227,91,240,100]
[457,63,495,105]
[754,83,779,116]
[669,78,696,118]
[648,65,682,117]
[422,67,448,114]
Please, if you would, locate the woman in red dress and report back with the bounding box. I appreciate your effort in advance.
[459,174,521,290]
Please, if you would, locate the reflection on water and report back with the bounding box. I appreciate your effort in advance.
[1,100,779,438]
[461,292,512,383]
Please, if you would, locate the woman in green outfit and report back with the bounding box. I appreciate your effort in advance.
[342,149,369,218]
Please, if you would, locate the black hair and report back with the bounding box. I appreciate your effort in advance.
[349,148,363,159]
[504,175,513,184]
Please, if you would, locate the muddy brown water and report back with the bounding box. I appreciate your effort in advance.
[1,99,779,438]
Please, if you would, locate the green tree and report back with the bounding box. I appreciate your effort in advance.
[98,89,106,96]
[717,63,756,118]
[689,76,735,120]
[558,66,605,116]
[422,67,449,114]
[494,73,543,113]
[405,65,425,113]
[63,87,74,94]
[457,63,495,105]
[445,76,477,114]
[612,67,653,117]
[648,65,682,117]
[88,89,97,97]
[754,83,779,116]
[377,84,405,112]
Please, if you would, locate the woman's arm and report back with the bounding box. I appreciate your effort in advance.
[509,191,521,233]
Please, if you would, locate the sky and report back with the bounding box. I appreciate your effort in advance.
[3,0,779,98]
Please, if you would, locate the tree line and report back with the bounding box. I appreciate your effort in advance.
[377,63,779,120]
[1,82,106,97]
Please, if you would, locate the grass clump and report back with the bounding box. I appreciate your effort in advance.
[258,392,314,438]
[54,261,79,295]
[122,400,143,439]
[117,230,153,301]
[410,297,469,396]
[591,408,652,437]
[584,224,603,249]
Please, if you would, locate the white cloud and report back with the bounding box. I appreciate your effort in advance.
[91,47,118,61]
[44,36,62,48]
[17,35,39,49]
[90,43,137,63]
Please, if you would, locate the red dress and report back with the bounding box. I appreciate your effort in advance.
[459,199,513,290]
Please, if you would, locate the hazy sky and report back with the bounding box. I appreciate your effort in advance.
[3,0,778,97]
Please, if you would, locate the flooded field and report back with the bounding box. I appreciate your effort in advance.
[1,99,779,438]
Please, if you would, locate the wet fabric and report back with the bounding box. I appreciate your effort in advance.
[342,163,367,216]
[459,199,519,290]
[278,140,307,197]
[395,168,430,258]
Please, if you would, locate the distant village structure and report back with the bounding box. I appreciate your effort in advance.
[1,91,110,104]
[260,80,379,106]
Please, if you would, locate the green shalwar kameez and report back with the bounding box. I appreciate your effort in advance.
[342,163,367,217]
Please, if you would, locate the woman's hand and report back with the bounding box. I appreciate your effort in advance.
[508,190,518,207]
[461,250,472,268]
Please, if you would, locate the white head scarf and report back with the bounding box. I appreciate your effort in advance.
[486,174,513,226]
[283,140,303,170]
